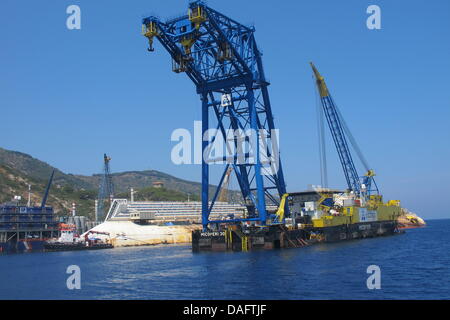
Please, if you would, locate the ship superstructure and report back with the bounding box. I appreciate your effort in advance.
[84,199,252,247]
[105,199,247,223]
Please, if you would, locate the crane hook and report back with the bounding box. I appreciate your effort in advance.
[147,38,155,52]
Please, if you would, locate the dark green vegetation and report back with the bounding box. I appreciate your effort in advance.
[0,163,96,217]
[0,147,210,195]
[0,147,219,218]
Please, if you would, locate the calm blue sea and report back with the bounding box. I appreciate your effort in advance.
[0,219,449,300]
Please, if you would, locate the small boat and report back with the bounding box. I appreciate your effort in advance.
[44,226,113,252]
[44,242,113,251]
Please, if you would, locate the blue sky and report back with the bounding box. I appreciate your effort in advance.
[1,0,449,219]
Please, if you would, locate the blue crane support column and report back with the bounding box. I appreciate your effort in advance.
[248,86,267,222]
[142,1,288,230]
[201,93,209,227]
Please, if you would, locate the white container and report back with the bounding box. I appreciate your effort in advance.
[343,199,355,207]
[304,201,316,212]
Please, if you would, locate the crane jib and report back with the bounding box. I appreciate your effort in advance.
[311,62,378,198]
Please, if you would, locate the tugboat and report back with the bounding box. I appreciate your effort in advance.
[44,227,113,251]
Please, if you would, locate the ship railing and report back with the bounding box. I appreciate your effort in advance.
[105,199,129,221]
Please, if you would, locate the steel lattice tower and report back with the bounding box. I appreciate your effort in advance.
[97,153,115,221]
[142,1,288,229]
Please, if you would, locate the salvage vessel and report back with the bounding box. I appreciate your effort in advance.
[44,226,113,252]
[192,63,414,252]
[139,2,423,253]
[192,188,403,252]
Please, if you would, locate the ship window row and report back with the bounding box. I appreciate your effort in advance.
[0,223,59,230]
[0,216,57,222]
[0,208,53,214]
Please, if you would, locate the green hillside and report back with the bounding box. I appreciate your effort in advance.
[0,147,231,218]
[0,163,95,217]
[0,147,218,197]
[0,147,93,189]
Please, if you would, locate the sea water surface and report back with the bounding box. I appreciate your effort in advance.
[0,219,449,300]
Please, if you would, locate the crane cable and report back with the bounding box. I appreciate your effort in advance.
[332,99,371,172]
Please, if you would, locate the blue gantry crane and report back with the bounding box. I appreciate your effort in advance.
[142,1,288,230]
[310,62,379,200]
